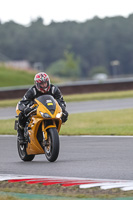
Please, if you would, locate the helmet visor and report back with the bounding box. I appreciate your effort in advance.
[37,79,49,91]
[40,81,48,89]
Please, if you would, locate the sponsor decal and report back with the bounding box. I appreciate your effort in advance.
[47,103,53,106]
[46,100,53,106]
[46,100,52,103]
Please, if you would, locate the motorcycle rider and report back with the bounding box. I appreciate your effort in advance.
[17,72,68,143]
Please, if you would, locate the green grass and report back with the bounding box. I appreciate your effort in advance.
[0,65,35,87]
[0,65,65,87]
[0,119,16,135]
[0,99,20,107]
[64,90,133,102]
[1,109,133,135]
[61,109,133,135]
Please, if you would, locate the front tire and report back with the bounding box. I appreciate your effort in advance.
[45,128,59,162]
[17,138,35,161]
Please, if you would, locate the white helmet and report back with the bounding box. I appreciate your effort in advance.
[34,72,50,93]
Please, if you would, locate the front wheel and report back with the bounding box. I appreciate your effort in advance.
[17,138,35,161]
[44,128,59,162]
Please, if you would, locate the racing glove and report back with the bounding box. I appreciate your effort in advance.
[61,110,68,123]
[24,106,37,117]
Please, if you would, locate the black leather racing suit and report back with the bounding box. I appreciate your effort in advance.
[18,84,68,129]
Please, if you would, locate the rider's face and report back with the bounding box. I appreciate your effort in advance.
[40,82,47,88]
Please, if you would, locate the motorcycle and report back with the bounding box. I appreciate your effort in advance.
[15,95,62,162]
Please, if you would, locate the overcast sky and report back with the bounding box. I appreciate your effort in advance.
[0,0,133,25]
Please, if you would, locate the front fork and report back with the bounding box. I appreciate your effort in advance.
[42,121,56,141]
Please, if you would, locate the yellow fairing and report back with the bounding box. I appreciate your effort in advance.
[16,104,21,116]
[16,96,62,155]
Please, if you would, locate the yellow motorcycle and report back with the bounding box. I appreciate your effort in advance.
[15,95,62,162]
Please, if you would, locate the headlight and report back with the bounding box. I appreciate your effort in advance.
[40,112,51,118]
[56,112,62,118]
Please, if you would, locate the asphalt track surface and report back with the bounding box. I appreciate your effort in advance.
[0,98,133,119]
[0,98,133,180]
[0,135,133,180]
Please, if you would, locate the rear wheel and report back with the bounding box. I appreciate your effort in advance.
[17,138,35,161]
[45,128,59,162]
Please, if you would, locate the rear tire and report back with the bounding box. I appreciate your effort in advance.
[45,128,59,162]
[17,138,35,161]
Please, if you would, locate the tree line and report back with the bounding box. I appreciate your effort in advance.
[0,14,133,78]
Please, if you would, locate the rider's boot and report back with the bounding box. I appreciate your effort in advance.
[18,125,25,144]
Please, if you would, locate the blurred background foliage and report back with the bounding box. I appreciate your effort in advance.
[0,14,133,79]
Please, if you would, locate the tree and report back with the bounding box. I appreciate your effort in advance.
[46,50,80,78]
[1,15,133,77]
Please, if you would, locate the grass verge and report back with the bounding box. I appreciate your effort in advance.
[61,108,133,135]
[1,108,133,135]
[0,64,66,88]
[0,65,35,87]
[64,90,133,102]
[0,119,16,135]
[0,99,19,108]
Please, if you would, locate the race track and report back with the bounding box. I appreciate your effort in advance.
[0,98,133,182]
[0,98,133,119]
[0,135,133,180]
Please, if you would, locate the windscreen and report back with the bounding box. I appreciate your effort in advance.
[35,95,56,114]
